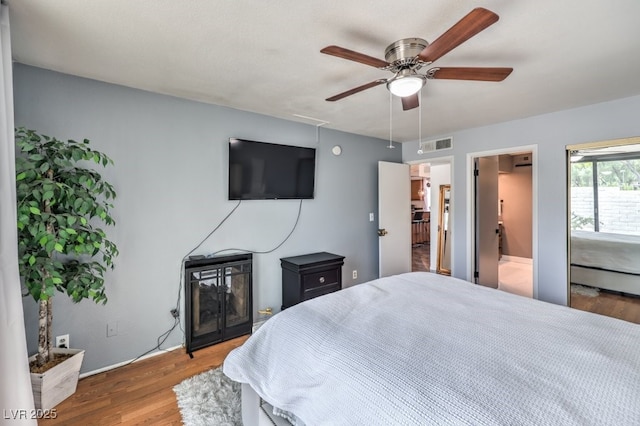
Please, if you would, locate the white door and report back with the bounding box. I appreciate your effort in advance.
[474,156,500,287]
[378,161,411,277]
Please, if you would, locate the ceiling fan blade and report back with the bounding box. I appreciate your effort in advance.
[321,45,390,68]
[326,79,387,101]
[429,67,513,81]
[418,8,499,63]
[401,94,420,111]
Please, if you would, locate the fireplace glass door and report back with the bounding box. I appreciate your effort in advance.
[224,265,250,329]
[191,268,223,343]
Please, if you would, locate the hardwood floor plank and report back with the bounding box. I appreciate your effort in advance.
[412,244,430,272]
[38,336,248,425]
[570,288,640,324]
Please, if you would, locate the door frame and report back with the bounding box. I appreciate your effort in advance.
[406,155,453,273]
[466,144,539,298]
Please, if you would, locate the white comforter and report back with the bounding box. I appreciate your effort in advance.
[571,230,640,274]
[223,272,640,425]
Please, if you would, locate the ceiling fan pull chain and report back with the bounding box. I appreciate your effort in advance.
[419,87,422,144]
[388,90,395,149]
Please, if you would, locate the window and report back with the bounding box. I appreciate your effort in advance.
[570,149,640,236]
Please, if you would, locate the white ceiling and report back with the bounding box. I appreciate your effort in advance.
[7,1,640,142]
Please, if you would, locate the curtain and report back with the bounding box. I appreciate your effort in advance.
[0,4,37,424]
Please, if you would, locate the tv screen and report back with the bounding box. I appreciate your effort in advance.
[228,138,316,200]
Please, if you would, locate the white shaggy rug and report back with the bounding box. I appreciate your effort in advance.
[173,366,242,426]
[571,284,600,297]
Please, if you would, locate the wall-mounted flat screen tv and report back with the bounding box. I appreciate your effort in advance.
[228,138,316,200]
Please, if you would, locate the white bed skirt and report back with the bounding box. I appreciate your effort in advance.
[242,383,292,426]
[571,265,640,296]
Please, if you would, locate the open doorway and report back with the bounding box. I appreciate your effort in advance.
[408,158,452,273]
[469,147,536,298]
[410,163,431,271]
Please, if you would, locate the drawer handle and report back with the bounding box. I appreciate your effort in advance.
[319,277,325,284]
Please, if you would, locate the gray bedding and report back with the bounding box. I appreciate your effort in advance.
[223,272,640,425]
[571,230,640,274]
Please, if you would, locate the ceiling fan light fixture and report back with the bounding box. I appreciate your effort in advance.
[321,8,511,110]
[387,72,426,97]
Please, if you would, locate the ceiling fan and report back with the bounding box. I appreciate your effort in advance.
[321,7,513,111]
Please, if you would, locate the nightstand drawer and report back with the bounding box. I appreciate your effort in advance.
[303,269,339,290]
[303,284,340,301]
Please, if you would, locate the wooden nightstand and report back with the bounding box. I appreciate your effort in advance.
[280,252,345,310]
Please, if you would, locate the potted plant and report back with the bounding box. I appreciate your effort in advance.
[15,127,118,409]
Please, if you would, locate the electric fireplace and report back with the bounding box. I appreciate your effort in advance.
[184,253,252,355]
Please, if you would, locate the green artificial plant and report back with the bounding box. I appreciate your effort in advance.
[15,128,119,368]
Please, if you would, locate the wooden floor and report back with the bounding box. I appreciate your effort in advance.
[412,243,430,272]
[39,336,248,426]
[570,289,640,324]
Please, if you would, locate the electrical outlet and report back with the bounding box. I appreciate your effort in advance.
[107,321,118,337]
[55,334,70,349]
[352,270,358,279]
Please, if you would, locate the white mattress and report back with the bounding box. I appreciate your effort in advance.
[224,272,640,425]
[571,230,640,274]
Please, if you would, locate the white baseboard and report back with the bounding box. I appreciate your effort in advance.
[79,344,183,379]
[501,255,532,264]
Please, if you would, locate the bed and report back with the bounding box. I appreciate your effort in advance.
[571,230,640,295]
[223,272,640,425]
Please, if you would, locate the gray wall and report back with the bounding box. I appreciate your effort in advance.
[403,94,640,305]
[499,165,533,259]
[14,64,401,373]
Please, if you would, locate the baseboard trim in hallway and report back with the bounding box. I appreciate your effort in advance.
[501,255,532,264]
